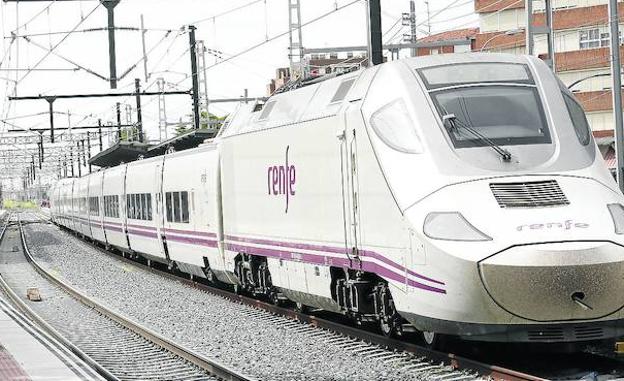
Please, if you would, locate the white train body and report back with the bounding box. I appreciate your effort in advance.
[50,54,624,343]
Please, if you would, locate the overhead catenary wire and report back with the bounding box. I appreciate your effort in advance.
[17,3,100,85]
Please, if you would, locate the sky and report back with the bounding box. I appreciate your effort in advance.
[0,0,477,191]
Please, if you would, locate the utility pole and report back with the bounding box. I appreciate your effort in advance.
[189,26,201,130]
[46,97,56,143]
[87,133,92,173]
[526,0,555,71]
[409,0,417,57]
[609,0,624,191]
[425,1,431,35]
[197,40,210,122]
[98,119,104,150]
[103,0,121,88]
[76,141,82,177]
[367,0,383,66]
[135,79,144,142]
[140,14,149,83]
[288,0,305,79]
[116,102,122,140]
[157,77,168,141]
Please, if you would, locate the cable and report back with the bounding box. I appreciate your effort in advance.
[190,0,264,25]
[17,3,100,85]
[206,0,362,71]
[10,0,57,33]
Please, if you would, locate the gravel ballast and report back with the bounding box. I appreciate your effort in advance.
[24,219,478,381]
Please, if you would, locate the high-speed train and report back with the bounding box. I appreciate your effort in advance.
[50,53,624,346]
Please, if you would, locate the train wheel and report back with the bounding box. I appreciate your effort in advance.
[376,283,402,338]
[421,331,446,350]
[294,302,307,314]
[269,290,283,306]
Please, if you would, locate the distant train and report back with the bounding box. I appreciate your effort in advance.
[51,53,624,346]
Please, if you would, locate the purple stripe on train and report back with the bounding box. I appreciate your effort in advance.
[225,235,444,286]
[225,242,445,294]
[127,229,158,239]
[166,234,218,247]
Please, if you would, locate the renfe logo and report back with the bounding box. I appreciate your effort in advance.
[516,220,589,231]
[267,145,296,213]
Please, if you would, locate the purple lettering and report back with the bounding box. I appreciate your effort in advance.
[272,166,279,195]
[289,165,296,196]
[267,145,296,213]
[279,166,286,195]
[267,167,273,195]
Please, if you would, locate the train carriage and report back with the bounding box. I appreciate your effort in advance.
[101,164,128,251]
[124,156,162,261]
[73,176,91,237]
[90,171,106,243]
[160,144,223,279]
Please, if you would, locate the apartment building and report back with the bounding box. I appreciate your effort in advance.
[474,0,623,168]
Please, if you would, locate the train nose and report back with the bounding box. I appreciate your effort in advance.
[478,241,624,321]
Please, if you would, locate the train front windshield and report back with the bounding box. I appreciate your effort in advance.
[417,62,551,149]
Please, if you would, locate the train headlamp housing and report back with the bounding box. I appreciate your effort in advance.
[423,212,492,242]
[607,203,624,234]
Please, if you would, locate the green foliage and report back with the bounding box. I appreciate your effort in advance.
[3,199,37,209]
[174,112,228,136]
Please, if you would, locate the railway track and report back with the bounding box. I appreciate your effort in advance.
[0,213,254,381]
[17,211,554,381]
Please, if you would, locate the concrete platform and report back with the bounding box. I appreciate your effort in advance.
[0,296,104,380]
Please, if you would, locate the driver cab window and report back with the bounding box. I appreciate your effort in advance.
[562,93,591,146]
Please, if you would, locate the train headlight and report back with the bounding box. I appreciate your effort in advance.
[607,204,624,234]
[423,212,492,241]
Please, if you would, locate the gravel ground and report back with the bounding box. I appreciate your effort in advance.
[0,224,216,381]
[23,220,479,381]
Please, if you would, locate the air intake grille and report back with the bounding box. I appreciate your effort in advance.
[489,180,569,208]
[574,326,604,340]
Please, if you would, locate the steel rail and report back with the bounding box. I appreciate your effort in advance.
[40,217,546,381]
[0,216,119,381]
[17,214,256,381]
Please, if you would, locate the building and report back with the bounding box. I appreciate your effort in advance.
[414,27,479,55]
[474,0,622,169]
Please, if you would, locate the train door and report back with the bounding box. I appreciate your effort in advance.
[154,159,168,260]
[338,113,362,269]
[122,165,132,251]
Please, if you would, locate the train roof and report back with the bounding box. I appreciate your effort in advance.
[219,53,533,139]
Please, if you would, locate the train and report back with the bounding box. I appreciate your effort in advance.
[50,53,624,347]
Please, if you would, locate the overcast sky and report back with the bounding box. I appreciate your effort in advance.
[0,0,476,189]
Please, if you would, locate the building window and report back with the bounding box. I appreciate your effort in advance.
[126,193,152,221]
[580,28,604,49]
[165,191,190,223]
[579,28,624,49]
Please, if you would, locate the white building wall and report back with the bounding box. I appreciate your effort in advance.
[557,68,611,91]
[587,111,613,131]
[480,0,609,33]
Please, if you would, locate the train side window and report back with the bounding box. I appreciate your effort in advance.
[126,195,130,218]
[147,194,152,220]
[181,191,189,223]
[370,99,423,154]
[140,194,146,220]
[562,93,591,146]
[173,191,181,222]
[165,192,173,222]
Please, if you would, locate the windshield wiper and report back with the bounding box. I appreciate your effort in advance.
[442,114,512,162]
